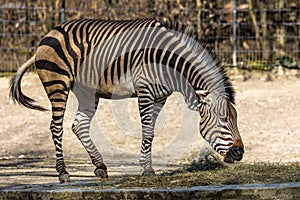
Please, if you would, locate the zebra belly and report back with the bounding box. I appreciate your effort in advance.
[95,78,138,99]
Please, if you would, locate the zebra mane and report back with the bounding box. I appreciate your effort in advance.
[161,20,235,104]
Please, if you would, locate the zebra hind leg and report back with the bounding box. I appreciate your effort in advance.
[37,60,71,183]
[72,110,108,178]
[50,118,70,183]
[49,91,70,183]
[72,85,108,178]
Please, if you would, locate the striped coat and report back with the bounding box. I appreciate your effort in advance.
[10,19,244,183]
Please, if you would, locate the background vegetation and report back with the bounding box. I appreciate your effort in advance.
[1,0,299,72]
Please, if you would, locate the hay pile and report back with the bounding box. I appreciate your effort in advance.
[101,152,300,188]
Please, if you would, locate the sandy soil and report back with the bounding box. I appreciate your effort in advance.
[0,72,299,171]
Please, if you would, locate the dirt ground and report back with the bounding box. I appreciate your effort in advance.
[0,71,299,182]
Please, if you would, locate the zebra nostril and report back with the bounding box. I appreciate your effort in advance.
[233,147,241,154]
[231,146,244,161]
[224,146,244,163]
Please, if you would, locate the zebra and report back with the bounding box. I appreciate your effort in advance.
[10,18,244,183]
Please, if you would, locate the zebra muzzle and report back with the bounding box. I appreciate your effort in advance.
[224,146,244,163]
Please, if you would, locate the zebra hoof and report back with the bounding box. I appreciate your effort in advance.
[142,170,155,176]
[59,172,70,183]
[94,167,108,179]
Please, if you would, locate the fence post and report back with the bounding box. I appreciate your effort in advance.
[233,0,237,66]
[61,0,65,23]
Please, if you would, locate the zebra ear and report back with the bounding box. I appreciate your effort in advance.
[195,90,210,99]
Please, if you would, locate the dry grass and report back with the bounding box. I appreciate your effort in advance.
[101,156,300,189]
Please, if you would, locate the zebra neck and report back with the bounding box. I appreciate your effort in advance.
[161,25,234,104]
[165,71,199,111]
[179,82,199,111]
[168,53,232,107]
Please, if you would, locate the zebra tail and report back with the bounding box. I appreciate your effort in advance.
[9,54,48,111]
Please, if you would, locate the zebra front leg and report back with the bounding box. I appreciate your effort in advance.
[138,89,157,175]
[152,96,168,125]
[140,96,168,175]
[72,110,108,178]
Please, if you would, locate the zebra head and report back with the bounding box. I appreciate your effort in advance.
[196,90,244,163]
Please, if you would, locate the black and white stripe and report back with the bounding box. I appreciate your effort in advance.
[10,18,244,182]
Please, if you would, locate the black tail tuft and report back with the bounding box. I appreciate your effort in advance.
[9,55,48,111]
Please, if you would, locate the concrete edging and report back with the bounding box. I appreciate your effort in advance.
[1,182,300,200]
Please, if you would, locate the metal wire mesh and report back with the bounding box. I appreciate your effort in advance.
[0,0,299,72]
